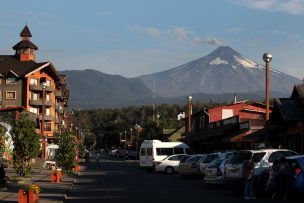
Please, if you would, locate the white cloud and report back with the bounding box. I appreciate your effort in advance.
[193,36,204,46]
[232,0,304,15]
[205,37,224,46]
[145,27,161,38]
[169,27,188,41]
[193,36,225,47]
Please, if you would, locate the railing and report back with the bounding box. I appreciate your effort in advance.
[29,84,53,92]
[29,99,53,107]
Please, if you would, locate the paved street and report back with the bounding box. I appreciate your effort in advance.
[65,155,303,203]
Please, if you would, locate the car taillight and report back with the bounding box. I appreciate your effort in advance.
[295,168,301,175]
[216,168,222,176]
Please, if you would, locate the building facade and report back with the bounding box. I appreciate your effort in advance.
[269,84,304,154]
[0,25,69,142]
[185,101,267,153]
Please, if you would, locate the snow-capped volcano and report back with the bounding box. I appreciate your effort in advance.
[137,46,301,97]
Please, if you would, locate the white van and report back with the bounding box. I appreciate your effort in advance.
[139,140,192,170]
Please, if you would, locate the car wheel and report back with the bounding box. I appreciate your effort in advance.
[165,167,174,174]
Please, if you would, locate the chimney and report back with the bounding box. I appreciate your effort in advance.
[234,94,237,104]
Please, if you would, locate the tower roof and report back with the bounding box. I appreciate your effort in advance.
[20,25,32,37]
[12,40,38,50]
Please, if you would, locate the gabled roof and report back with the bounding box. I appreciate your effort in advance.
[0,55,63,85]
[20,25,32,37]
[0,55,48,77]
[12,40,38,50]
[272,98,304,122]
[291,84,304,99]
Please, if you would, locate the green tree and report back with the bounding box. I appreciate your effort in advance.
[12,113,40,176]
[77,142,86,159]
[56,129,77,173]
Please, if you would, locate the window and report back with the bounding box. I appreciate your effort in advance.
[46,80,51,87]
[46,94,50,101]
[44,123,51,131]
[6,77,16,84]
[6,91,16,99]
[156,148,173,156]
[140,148,146,156]
[30,78,38,85]
[30,49,33,55]
[46,108,51,116]
[174,147,184,154]
[30,107,38,114]
[22,49,27,54]
[31,93,38,100]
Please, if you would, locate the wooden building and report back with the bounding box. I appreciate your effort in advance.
[269,84,304,154]
[0,25,69,142]
[185,101,267,153]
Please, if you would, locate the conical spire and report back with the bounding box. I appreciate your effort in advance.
[20,25,32,37]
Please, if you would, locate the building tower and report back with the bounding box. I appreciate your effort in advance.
[12,25,38,61]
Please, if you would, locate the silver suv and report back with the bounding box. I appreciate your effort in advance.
[224,149,297,192]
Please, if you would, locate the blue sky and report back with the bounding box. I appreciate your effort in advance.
[0,0,304,79]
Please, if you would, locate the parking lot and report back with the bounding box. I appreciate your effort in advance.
[65,155,303,203]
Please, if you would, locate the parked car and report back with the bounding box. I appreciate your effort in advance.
[204,155,232,185]
[266,155,304,199]
[155,154,188,174]
[179,154,206,177]
[199,151,234,177]
[224,149,298,192]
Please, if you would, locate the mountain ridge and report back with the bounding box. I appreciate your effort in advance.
[62,46,301,109]
[137,46,301,97]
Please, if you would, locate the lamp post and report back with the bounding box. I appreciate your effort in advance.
[135,124,141,159]
[130,128,133,145]
[263,53,272,147]
[58,106,63,133]
[156,114,160,129]
[41,82,47,160]
[124,131,127,149]
[187,96,192,134]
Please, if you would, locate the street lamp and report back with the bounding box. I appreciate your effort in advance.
[156,114,160,129]
[187,96,192,134]
[130,128,133,145]
[124,131,127,149]
[135,124,141,159]
[263,53,272,147]
[41,82,47,160]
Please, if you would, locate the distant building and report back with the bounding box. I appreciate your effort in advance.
[184,101,268,153]
[0,25,69,142]
[269,84,304,154]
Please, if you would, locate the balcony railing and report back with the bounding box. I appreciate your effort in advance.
[29,85,53,92]
[29,99,53,107]
[39,114,53,121]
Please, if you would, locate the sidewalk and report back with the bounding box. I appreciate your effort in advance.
[0,159,81,203]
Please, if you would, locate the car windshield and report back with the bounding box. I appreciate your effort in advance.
[209,158,223,168]
[226,151,251,164]
[180,155,191,163]
[186,155,201,163]
[203,154,219,163]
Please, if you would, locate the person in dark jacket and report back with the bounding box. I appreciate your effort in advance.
[243,153,256,200]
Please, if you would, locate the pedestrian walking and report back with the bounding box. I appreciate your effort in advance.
[243,153,256,200]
